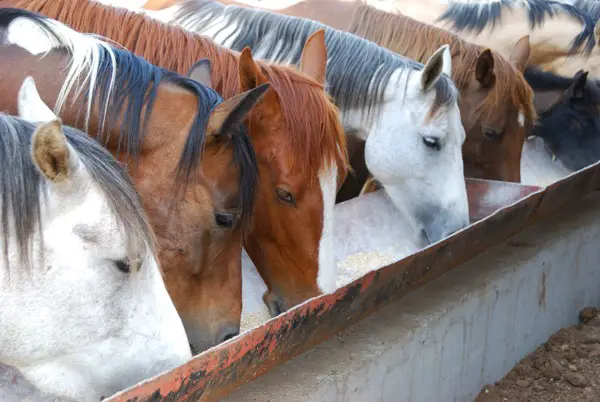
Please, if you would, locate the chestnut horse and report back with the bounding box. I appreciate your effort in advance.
[10,0,350,317]
[0,7,269,354]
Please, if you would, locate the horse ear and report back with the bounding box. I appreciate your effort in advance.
[532,91,563,114]
[421,44,451,92]
[565,70,588,100]
[475,49,495,87]
[18,76,57,123]
[238,47,269,91]
[32,119,77,183]
[509,35,530,72]
[207,83,270,135]
[299,29,327,85]
[187,59,213,88]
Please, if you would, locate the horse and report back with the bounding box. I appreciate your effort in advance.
[520,67,600,184]
[386,0,600,80]
[0,77,191,401]
[153,0,471,247]
[0,7,268,354]
[7,0,351,317]
[346,4,536,182]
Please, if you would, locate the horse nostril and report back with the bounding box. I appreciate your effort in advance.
[218,327,240,344]
[189,343,200,356]
[222,330,239,342]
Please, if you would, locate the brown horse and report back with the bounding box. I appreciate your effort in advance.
[9,0,350,316]
[0,8,268,353]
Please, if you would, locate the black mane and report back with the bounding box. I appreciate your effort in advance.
[438,0,597,54]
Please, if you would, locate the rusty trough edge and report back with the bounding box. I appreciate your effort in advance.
[106,162,600,402]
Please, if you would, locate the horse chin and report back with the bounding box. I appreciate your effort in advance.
[263,290,286,317]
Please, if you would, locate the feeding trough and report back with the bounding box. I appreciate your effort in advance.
[104,169,600,402]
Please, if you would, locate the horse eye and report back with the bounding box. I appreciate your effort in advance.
[114,258,131,273]
[215,212,236,228]
[275,188,295,205]
[483,127,502,141]
[422,136,441,151]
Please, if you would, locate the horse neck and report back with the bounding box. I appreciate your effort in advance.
[537,52,600,80]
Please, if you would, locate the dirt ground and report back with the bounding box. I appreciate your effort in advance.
[476,307,600,402]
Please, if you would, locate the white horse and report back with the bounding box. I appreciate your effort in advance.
[148,0,469,250]
[0,78,191,402]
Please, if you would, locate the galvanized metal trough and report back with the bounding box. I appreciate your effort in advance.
[106,161,600,402]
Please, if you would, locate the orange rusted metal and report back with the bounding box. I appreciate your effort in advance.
[106,165,600,402]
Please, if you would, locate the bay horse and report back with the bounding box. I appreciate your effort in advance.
[1,77,191,401]
[347,4,536,182]
[154,0,471,248]
[0,7,268,354]
[8,0,351,317]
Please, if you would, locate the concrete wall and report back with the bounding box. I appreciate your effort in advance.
[223,192,600,402]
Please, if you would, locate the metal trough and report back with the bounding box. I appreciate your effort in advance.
[105,163,600,402]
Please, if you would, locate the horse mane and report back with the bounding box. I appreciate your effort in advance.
[0,7,261,229]
[523,66,578,90]
[574,0,600,21]
[438,0,597,54]
[349,4,537,125]
[0,114,154,269]
[16,0,349,184]
[171,0,458,124]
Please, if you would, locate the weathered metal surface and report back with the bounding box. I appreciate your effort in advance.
[106,178,545,402]
[533,161,600,219]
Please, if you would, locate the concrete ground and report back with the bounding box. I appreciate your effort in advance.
[223,191,600,402]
